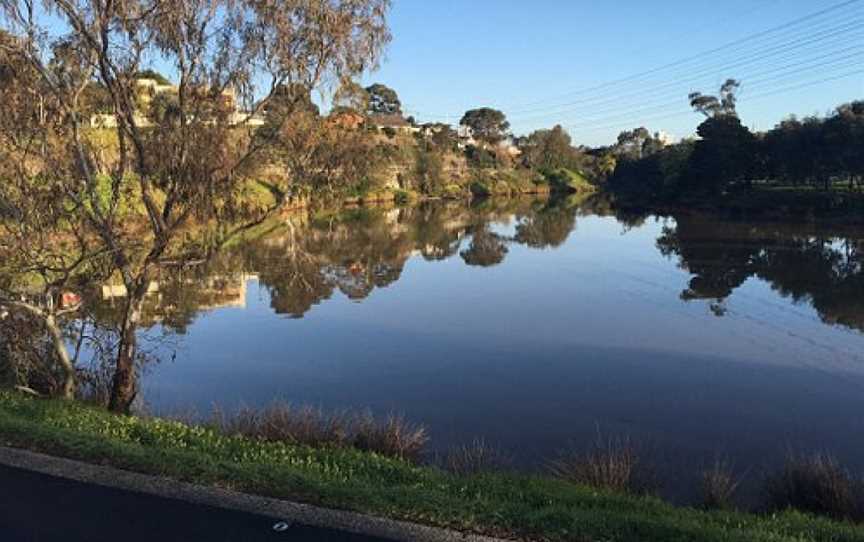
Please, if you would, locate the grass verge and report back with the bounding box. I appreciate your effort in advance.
[0,391,862,542]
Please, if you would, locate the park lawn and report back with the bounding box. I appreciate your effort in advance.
[0,391,862,542]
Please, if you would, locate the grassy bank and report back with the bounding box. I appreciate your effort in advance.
[0,392,861,541]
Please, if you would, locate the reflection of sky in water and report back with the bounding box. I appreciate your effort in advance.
[141,206,864,496]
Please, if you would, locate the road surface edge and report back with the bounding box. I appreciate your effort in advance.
[0,445,507,542]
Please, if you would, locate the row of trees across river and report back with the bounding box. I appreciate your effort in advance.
[608,80,864,201]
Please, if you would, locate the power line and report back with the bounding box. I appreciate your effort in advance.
[410,0,863,123]
[510,41,864,127]
[564,57,864,132]
[413,12,863,123]
[502,17,864,119]
[503,29,864,124]
[498,0,862,111]
[563,57,864,131]
[569,68,864,135]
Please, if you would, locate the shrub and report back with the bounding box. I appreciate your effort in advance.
[701,458,743,510]
[207,403,428,463]
[464,145,498,169]
[393,189,411,205]
[353,413,428,463]
[211,402,348,448]
[544,168,595,194]
[764,453,864,521]
[469,180,492,197]
[442,438,510,476]
[443,184,465,199]
[549,434,658,495]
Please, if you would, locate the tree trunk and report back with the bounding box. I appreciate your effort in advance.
[107,283,146,413]
[5,301,77,400]
[44,315,76,400]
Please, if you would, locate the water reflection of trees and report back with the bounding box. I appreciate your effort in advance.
[88,200,864,335]
[657,214,864,331]
[94,197,587,323]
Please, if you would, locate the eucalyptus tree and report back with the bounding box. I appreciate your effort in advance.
[460,108,510,145]
[686,79,755,193]
[0,26,113,399]
[521,125,581,171]
[688,79,741,119]
[365,82,401,115]
[0,0,391,412]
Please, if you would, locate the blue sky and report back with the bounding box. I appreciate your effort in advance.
[362,0,863,146]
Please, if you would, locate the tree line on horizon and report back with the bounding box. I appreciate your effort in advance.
[606,79,864,201]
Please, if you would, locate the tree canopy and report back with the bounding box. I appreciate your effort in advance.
[460,108,510,144]
[365,83,401,115]
[520,125,582,171]
[0,0,392,412]
[689,79,741,119]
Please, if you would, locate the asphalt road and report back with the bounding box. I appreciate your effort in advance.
[0,464,393,542]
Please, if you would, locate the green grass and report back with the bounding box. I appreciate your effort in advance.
[0,391,862,541]
[544,168,596,194]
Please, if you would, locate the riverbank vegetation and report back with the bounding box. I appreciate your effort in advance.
[605,80,864,219]
[2,391,864,542]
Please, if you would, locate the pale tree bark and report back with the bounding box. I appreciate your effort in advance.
[2,300,77,400]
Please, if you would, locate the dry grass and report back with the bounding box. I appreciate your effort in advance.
[441,438,510,476]
[701,458,743,510]
[211,402,349,448]
[208,403,428,463]
[548,434,659,495]
[353,413,429,463]
[764,453,864,521]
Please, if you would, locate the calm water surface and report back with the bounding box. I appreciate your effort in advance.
[128,197,864,490]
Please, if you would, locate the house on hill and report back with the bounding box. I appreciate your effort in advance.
[90,78,264,128]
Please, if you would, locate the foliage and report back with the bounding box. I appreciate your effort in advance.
[701,459,743,511]
[260,110,380,197]
[763,103,864,191]
[685,116,759,194]
[689,79,741,119]
[614,127,667,161]
[460,107,510,145]
[765,453,864,522]
[414,146,445,194]
[464,144,503,169]
[332,80,369,113]
[0,0,392,411]
[208,402,427,462]
[441,438,510,476]
[607,141,695,200]
[2,391,864,542]
[519,124,584,171]
[608,88,863,203]
[549,434,659,496]
[543,168,595,194]
[262,83,320,126]
[365,83,401,115]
